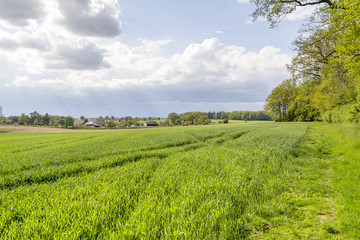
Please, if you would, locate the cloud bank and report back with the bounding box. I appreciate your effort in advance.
[11,38,291,103]
[0,0,292,116]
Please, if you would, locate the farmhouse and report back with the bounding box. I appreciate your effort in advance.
[143,121,158,127]
[84,122,100,127]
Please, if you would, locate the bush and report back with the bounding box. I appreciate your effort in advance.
[107,120,116,128]
[196,115,211,125]
[223,118,229,124]
[321,103,360,124]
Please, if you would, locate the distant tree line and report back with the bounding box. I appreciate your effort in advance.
[0,106,272,129]
[167,112,211,126]
[166,111,271,126]
[205,111,271,121]
[0,110,75,128]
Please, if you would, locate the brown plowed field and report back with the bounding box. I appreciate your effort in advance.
[0,126,83,133]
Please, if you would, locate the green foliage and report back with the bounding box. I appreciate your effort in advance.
[257,0,360,123]
[329,0,360,86]
[196,115,210,125]
[106,120,116,128]
[65,116,74,127]
[265,79,297,121]
[321,103,360,123]
[58,118,65,127]
[43,113,50,125]
[167,112,181,126]
[207,110,271,120]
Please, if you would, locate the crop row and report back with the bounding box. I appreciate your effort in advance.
[0,122,310,239]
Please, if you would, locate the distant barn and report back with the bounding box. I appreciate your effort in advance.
[143,121,158,127]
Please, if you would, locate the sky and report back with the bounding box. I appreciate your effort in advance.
[0,0,315,118]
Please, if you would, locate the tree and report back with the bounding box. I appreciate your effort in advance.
[0,105,3,118]
[196,115,211,125]
[98,116,105,127]
[182,112,198,125]
[29,111,40,125]
[80,116,85,121]
[124,116,132,122]
[49,118,56,127]
[167,112,181,126]
[265,79,297,121]
[58,119,66,127]
[107,120,116,128]
[289,29,336,82]
[9,116,19,124]
[65,116,74,127]
[43,113,50,126]
[254,0,360,122]
[19,113,30,125]
[329,0,360,90]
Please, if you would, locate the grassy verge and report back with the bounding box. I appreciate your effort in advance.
[247,123,338,239]
[325,124,360,239]
[254,123,360,239]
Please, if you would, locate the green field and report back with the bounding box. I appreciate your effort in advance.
[0,122,359,239]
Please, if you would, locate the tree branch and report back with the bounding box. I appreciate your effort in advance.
[279,0,333,7]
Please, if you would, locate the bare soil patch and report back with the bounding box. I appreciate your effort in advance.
[0,126,83,133]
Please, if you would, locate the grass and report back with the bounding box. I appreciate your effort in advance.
[324,124,360,239]
[0,122,359,239]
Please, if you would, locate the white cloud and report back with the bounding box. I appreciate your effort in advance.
[215,30,224,35]
[56,0,121,37]
[0,0,46,27]
[11,38,291,103]
[0,1,116,72]
[237,0,249,4]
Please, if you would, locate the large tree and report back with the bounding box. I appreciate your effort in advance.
[256,0,360,122]
[329,0,360,90]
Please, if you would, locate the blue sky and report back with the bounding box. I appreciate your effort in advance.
[0,0,315,117]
